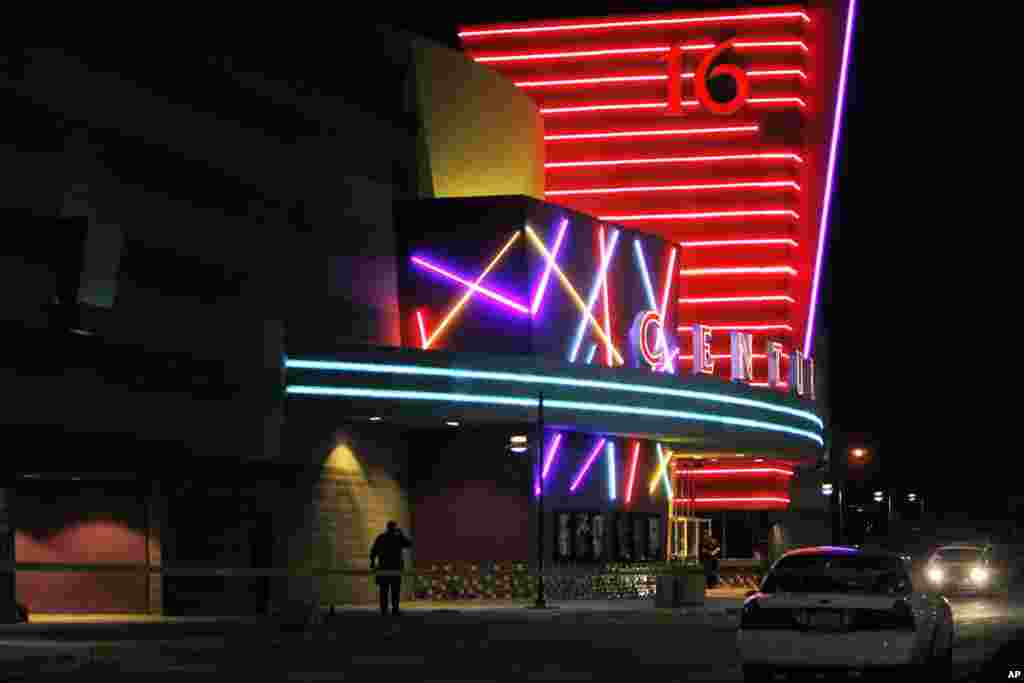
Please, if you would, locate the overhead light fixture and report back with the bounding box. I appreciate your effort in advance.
[369,416,383,422]
[821,483,834,496]
[445,421,460,427]
[510,434,528,453]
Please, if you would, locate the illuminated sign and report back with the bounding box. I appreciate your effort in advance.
[730,331,753,383]
[666,38,750,116]
[691,324,714,375]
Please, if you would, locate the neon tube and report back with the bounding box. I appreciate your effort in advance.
[633,241,659,311]
[547,125,758,142]
[459,11,809,38]
[535,433,564,497]
[679,295,795,304]
[547,153,802,170]
[425,232,521,348]
[531,218,569,316]
[524,227,625,365]
[540,98,805,115]
[598,226,613,366]
[585,344,598,364]
[681,267,797,276]
[415,311,428,350]
[607,441,617,501]
[625,442,641,505]
[602,210,797,222]
[412,257,529,314]
[678,353,787,361]
[547,181,800,197]
[751,381,790,389]
[567,228,621,363]
[673,497,790,504]
[516,69,807,88]
[657,247,677,372]
[806,0,857,358]
[571,438,608,493]
[472,41,808,64]
[650,444,673,496]
[679,238,798,248]
[286,386,823,446]
[681,468,793,476]
[285,360,823,428]
[676,324,793,332]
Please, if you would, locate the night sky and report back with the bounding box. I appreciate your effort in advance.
[379,3,1001,515]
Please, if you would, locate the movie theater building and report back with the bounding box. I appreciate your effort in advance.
[3,1,850,615]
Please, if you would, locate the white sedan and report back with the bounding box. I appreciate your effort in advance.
[737,546,954,680]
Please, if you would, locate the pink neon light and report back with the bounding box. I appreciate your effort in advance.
[535,433,565,496]
[516,69,806,88]
[679,295,795,304]
[601,210,797,222]
[412,257,529,314]
[679,238,799,248]
[547,153,803,169]
[625,442,641,505]
[473,41,807,64]
[806,0,857,357]
[531,219,569,315]
[547,181,799,197]
[681,468,794,476]
[679,353,788,362]
[570,438,608,493]
[416,311,428,350]
[459,11,809,38]
[751,381,790,388]
[657,247,677,370]
[673,497,791,504]
[677,324,794,332]
[546,125,758,142]
[598,227,613,366]
[680,266,797,276]
[540,98,805,115]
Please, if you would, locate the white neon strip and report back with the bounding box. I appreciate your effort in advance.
[751,382,790,389]
[540,99,805,115]
[548,153,802,170]
[547,126,758,142]
[633,240,660,311]
[681,267,797,276]
[607,441,617,501]
[806,0,857,357]
[531,218,569,315]
[679,238,799,248]
[459,11,809,38]
[603,210,798,222]
[516,69,806,88]
[284,361,823,429]
[585,344,599,364]
[547,181,800,197]
[679,295,795,304]
[569,229,621,362]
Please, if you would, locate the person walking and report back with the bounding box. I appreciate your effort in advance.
[370,521,412,616]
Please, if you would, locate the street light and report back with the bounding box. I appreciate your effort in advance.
[851,448,867,459]
[822,482,834,496]
[873,490,884,502]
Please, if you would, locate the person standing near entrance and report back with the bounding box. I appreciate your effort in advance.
[370,521,412,615]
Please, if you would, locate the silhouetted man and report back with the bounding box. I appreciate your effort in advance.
[370,521,411,616]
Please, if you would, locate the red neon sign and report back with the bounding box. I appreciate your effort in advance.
[667,38,751,116]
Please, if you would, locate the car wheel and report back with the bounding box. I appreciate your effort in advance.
[742,663,774,681]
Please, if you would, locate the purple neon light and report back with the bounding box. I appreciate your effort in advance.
[534,433,565,496]
[804,0,857,357]
[412,256,530,315]
[570,438,608,493]
[531,219,569,315]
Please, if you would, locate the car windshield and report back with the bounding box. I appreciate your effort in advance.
[762,554,910,594]
[933,548,982,562]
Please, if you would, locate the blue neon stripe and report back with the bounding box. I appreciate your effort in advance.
[284,360,823,430]
[633,239,659,311]
[285,385,824,446]
[607,441,617,501]
[568,229,620,362]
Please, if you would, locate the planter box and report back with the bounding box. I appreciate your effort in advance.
[655,573,705,607]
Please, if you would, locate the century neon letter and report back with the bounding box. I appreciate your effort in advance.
[730,331,754,383]
[693,325,714,375]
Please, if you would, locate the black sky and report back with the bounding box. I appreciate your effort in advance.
[380,3,1004,514]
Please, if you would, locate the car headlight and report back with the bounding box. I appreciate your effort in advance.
[927,567,944,583]
[970,566,988,583]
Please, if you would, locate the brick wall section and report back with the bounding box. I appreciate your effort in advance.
[275,420,412,606]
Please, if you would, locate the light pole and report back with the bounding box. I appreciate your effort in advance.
[533,392,547,609]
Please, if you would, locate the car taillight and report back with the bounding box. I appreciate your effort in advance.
[740,600,794,629]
